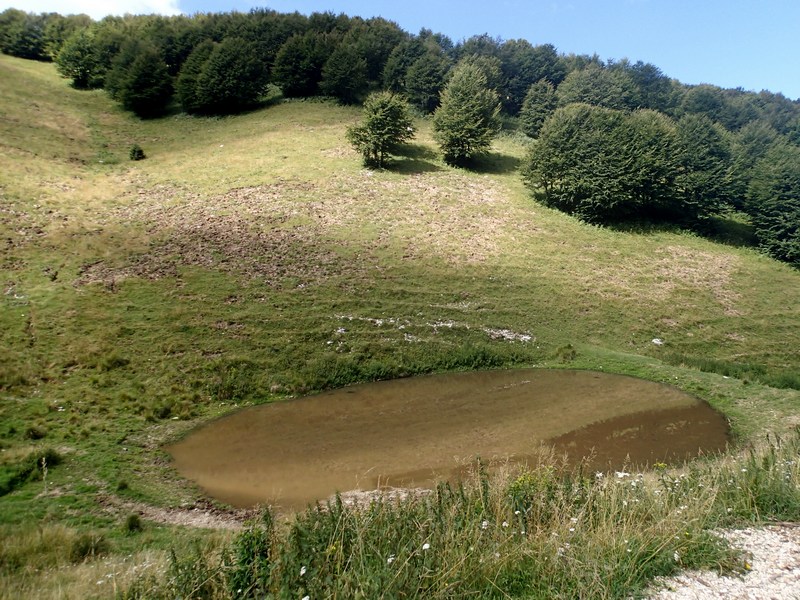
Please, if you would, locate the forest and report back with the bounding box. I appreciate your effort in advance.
[1,7,798,267]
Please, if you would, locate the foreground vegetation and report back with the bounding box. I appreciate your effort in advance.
[123,434,800,599]
[0,55,799,598]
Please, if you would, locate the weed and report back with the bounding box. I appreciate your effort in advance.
[69,532,109,563]
[23,426,46,441]
[129,144,146,161]
[124,514,143,534]
[0,448,61,496]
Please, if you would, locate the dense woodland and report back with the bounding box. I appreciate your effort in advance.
[1,7,798,266]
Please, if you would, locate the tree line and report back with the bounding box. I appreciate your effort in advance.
[1,7,798,266]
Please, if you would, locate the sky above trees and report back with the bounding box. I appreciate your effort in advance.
[4,0,799,100]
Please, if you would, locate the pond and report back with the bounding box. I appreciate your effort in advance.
[166,369,729,510]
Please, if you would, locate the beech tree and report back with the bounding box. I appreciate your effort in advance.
[519,79,557,137]
[746,143,800,266]
[432,62,500,166]
[522,104,686,223]
[55,29,102,89]
[346,91,414,168]
[193,38,268,114]
[320,43,368,104]
[404,48,450,113]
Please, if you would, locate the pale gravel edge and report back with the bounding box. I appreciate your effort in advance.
[648,525,800,600]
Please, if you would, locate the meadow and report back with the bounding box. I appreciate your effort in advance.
[1,54,799,598]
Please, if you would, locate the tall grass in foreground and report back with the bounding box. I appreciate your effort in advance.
[119,431,800,600]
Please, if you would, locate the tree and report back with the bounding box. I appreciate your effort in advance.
[120,47,173,118]
[746,143,800,266]
[319,43,368,104]
[43,13,92,60]
[272,32,338,98]
[55,29,102,89]
[497,40,565,115]
[176,40,214,113]
[382,37,425,92]
[404,48,450,113]
[194,38,268,114]
[557,63,641,110]
[617,60,676,114]
[674,114,737,218]
[519,79,557,138]
[522,104,684,224]
[0,9,48,60]
[346,91,414,168]
[432,63,501,166]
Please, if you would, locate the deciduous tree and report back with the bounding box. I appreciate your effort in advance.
[432,62,501,166]
[519,79,557,138]
[346,91,414,168]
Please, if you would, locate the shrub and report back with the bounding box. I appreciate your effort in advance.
[69,532,109,563]
[129,144,145,161]
[124,514,143,534]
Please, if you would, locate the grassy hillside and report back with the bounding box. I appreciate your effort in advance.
[1,54,799,597]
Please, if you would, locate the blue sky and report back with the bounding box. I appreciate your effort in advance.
[6,1,800,99]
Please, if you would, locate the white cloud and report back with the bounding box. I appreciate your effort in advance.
[0,1,182,19]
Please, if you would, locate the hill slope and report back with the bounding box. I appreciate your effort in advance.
[1,53,799,597]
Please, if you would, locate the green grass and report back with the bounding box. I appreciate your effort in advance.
[121,434,800,599]
[1,54,799,598]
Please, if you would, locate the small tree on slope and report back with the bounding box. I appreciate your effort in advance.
[346,91,414,168]
[432,62,501,166]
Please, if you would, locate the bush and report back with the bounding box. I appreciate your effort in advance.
[124,514,143,534]
[346,91,414,168]
[129,144,145,161]
[69,532,109,563]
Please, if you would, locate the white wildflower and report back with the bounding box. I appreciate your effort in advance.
[422,542,430,550]
[387,555,395,564]
[300,566,307,576]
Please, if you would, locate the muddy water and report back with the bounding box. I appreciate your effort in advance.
[166,369,729,509]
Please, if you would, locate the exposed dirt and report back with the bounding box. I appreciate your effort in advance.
[97,493,254,530]
[72,172,514,287]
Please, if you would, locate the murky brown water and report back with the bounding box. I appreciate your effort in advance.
[166,369,729,509]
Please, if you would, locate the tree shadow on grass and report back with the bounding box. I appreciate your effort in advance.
[603,212,759,249]
[462,152,521,175]
[388,143,442,174]
[702,214,758,248]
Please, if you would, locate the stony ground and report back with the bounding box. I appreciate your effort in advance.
[649,525,800,599]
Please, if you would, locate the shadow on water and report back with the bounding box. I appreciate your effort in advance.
[166,369,730,510]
